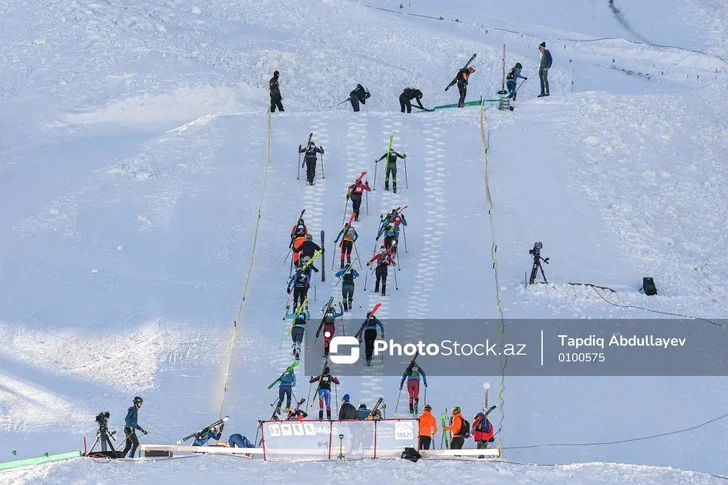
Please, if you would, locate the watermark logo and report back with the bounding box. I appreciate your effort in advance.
[328,335,360,364]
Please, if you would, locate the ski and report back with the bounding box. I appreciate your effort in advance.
[285,398,307,420]
[289,209,306,248]
[301,249,324,273]
[333,258,359,287]
[176,416,229,444]
[321,230,326,282]
[484,405,497,418]
[384,135,394,190]
[365,397,384,420]
[440,409,450,449]
[445,53,477,91]
[267,361,300,389]
[301,133,313,168]
[354,303,382,339]
[315,296,336,339]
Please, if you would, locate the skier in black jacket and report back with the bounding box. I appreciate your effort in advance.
[399,88,424,113]
[349,84,370,112]
[269,71,284,112]
[456,66,475,108]
[293,234,322,273]
[298,142,324,185]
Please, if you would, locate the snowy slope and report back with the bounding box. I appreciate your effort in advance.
[1,0,728,482]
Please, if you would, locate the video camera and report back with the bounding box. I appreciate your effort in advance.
[95,411,110,428]
[529,241,544,258]
[528,242,549,285]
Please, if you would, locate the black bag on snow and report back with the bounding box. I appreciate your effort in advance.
[401,447,421,462]
[641,277,657,296]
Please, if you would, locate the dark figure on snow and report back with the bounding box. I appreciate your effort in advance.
[339,394,357,420]
[375,149,406,193]
[287,268,310,310]
[334,266,359,311]
[276,367,296,412]
[320,304,343,357]
[309,367,340,419]
[192,423,223,446]
[346,178,371,221]
[299,142,324,185]
[538,42,552,97]
[400,362,427,415]
[399,88,424,113]
[457,66,475,108]
[334,223,358,269]
[290,218,308,246]
[506,63,527,101]
[356,312,385,366]
[270,71,284,112]
[293,234,322,272]
[283,310,310,360]
[122,396,147,458]
[349,84,370,112]
[367,246,396,296]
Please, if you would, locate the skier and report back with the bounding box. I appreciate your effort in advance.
[443,406,465,450]
[334,266,359,311]
[506,63,527,101]
[334,223,358,268]
[472,411,495,456]
[228,434,256,448]
[309,366,341,419]
[346,178,371,221]
[290,218,308,246]
[287,310,309,360]
[192,424,223,446]
[287,268,310,311]
[356,403,371,420]
[376,220,399,254]
[293,233,322,272]
[269,71,284,112]
[320,303,343,357]
[298,142,324,185]
[375,148,406,192]
[356,311,385,366]
[366,246,396,296]
[339,394,357,420]
[418,405,438,450]
[121,396,147,458]
[399,362,428,415]
[399,88,424,113]
[276,367,296,412]
[456,66,475,108]
[537,42,552,97]
[291,234,307,267]
[349,84,370,112]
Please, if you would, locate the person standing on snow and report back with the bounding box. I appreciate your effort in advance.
[276,367,296,413]
[400,362,428,415]
[284,310,309,360]
[320,304,343,357]
[399,88,425,113]
[443,406,465,450]
[506,63,527,101]
[375,148,406,193]
[457,66,475,107]
[537,42,552,97]
[334,265,359,312]
[269,71,284,112]
[334,223,359,269]
[298,142,324,186]
[472,411,495,457]
[349,84,370,112]
[309,366,340,420]
[418,404,438,450]
[367,246,396,296]
[339,394,358,420]
[356,312,385,366]
[293,234,322,273]
[287,268,310,311]
[290,218,308,246]
[346,178,371,221]
[122,396,147,458]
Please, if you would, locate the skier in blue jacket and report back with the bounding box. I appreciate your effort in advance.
[334,266,359,312]
[284,310,310,360]
[192,424,223,446]
[506,63,527,101]
[276,367,297,413]
[122,396,147,458]
[356,314,385,366]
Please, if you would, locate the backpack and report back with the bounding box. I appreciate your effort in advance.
[641,277,657,296]
[459,417,471,438]
[401,447,421,462]
[506,67,516,80]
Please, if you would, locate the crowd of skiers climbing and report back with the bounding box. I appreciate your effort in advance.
[268,42,553,112]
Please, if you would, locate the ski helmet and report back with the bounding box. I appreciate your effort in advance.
[133,396,143,404]
[469,66,476,73]
[306,234,313,240]
[324,366,330,374]
[424,404,432,411]
[515,62,522,69]
[298,219,304,225]
[453,406,461,413]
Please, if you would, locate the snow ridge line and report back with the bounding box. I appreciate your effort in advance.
[479,102,505,457]
[218,111,273,418]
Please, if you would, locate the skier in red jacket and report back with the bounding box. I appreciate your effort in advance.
[472,411,495,457]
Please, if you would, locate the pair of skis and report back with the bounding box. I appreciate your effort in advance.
[176,416,229,445]
[353,303,382,339]
[445,53,477,91]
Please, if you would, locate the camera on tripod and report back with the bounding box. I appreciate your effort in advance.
[86,411,118,458]
[96,411,110,428]
[528,242,549,285]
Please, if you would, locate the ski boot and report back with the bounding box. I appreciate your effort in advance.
[340,260,345,269]
[319,410,324,420]
[347,298,353,311]
[384,181,389,191]
[347,257,352,266]
[374,284,379,293]
[393,182,397,194]
[354,213,359,221]
[414,400,419,415]
[343,301,348,312]
[291,343,297,356]
[326,410,331,420]
[366,358,372,366]
[409,403,414,414]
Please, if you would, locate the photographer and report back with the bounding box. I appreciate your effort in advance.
[122,396,147,458]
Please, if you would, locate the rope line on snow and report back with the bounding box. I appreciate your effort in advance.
[479,95,506,458]
[363,5,726,63]
[502,409,728,450]
[217,111,273,418]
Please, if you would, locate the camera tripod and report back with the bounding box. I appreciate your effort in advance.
[87,425,117,457]
[528,243,549,285]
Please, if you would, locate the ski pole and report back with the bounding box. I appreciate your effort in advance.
[396,248,401,272]
[297,151,301,180]
[331,242,337,271]
[393,265,399,291]
[321,153,325,179]
[365,191,369,215]
[394,387,403,415]
[306,382,313,413]
[373,161,378,191]
[353,243,363,270]
[342,199,348,224]
[404,158,409,189]
[355,280,362,308]
[424,386,427,408]
[283,247,292,264]
[334,383,338,407]
[363,267,369,291]
[403,226,408,253]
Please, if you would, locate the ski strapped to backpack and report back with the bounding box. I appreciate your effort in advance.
[315,296,336,339]
[267,361,300,389]
[354,303,382,339]
[321,230,326,282]
[445,53,477,91]
[287,298,309,336]
[176,416,229,444]
[366,397,384,420]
